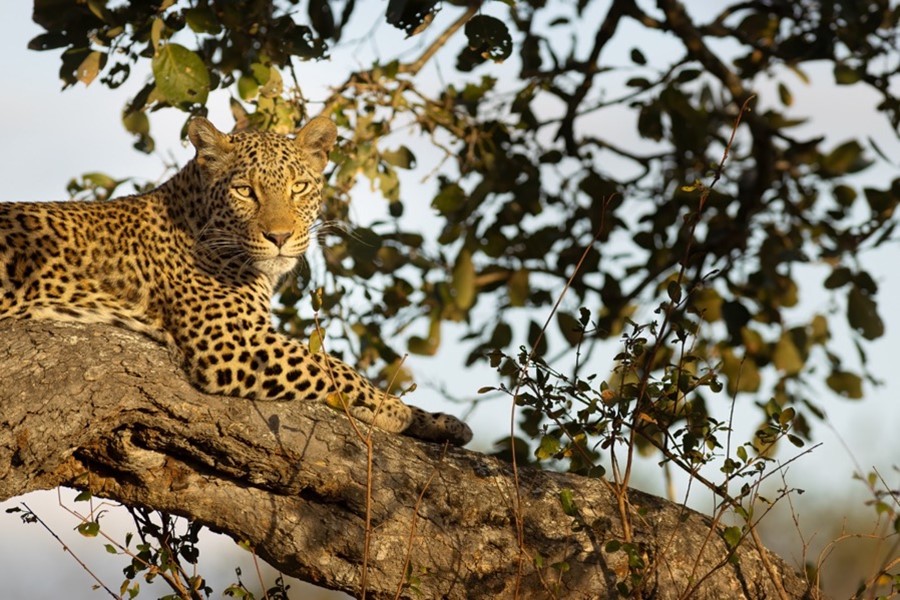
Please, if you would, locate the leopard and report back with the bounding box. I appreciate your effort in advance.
[0,116,472,446]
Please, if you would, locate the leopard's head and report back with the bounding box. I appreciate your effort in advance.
[187,116,337,280]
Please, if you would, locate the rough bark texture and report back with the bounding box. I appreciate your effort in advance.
[0,320,819,599]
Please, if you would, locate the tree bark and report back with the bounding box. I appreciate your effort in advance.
[0,320,819,599]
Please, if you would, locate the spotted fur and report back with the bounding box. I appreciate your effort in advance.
[0,117,472,446]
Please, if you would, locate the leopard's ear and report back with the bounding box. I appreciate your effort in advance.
[295,117,337,173]
[188,117,234,175]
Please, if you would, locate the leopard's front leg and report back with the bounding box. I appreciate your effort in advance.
[178,322,472,446]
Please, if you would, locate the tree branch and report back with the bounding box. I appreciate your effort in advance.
[0,320,817,599]
[401,4,480,76]
[557,0,634,154]
[656,0,776,205]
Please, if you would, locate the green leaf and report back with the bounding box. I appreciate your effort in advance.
[237,75,258,100]
[551,560,570,573]
[432,183,466,214]
[826,371,863,399]
[810,314,829,344]
[676,68,701,83]
[528,320,548,357]
[778,406,796,427]
[559,488,577,516]
[777,82,792,106]
[854,271,878,294]
[535,435,560,460]
[489,321,512,348]
[452,248,476,310]
[834,63,861,85]
[847,285,884,340]
[630,48,646,65]
[408,311,441,356]
[76,50,104,86]
[864,186,897,215]
[407,335,438,356]
[464,15,512,63]
[105,544,118,554]
[691,287,722,321]
[74,490,92,502]
[347,227,383,263]
[80,172,119,190]
[150,16,164,51]
[508,269,529,307]
[626,77,651,89]
[666,280,682,304]
[556,312,583,346]
[723,526,742,549]
[308,0,335,38]
[308,328,325,354]
[386,0,439,36]
[122,110,149,137]
[824,267,852,289]
[821,140,869,177]
[637,103,663,141]
[377,166,400,201]
[787,434,805,447]
[721,348,761,394]
[77,521,101,537]
[28,32,70,52]
[258,65,283,97]
[184,7,221,34]
[152,43,209,106]
[832,184,857,208]
[283,22,326,59]
[381,146,416,169]
[772,332,803,375]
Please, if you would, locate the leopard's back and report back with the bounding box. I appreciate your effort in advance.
[0,197,174,338]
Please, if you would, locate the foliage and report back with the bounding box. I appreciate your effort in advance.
[6,491,297,600]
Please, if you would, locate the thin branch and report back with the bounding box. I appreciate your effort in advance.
[400,4,480,76]
[393,444,448,600]
[322,4,479,115]
[557,0,635,154]
[21,502,120,600]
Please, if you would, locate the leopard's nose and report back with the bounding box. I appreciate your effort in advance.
[263,230,292,248]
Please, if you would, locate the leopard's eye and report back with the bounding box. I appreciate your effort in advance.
[232,184,255,200]
[291,181,310,196]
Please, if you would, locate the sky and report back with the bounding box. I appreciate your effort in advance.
[0,1,898,598]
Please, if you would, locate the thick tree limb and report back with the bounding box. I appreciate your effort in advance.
[0,320,818,599]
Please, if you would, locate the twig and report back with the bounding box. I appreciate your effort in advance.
[508,195,616,594]
[393,444,448,600]
[21,502,120,599]
[251,551,270,600]
[400,5,480,77]
[315,312,418,598]
[322,4,479,116]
